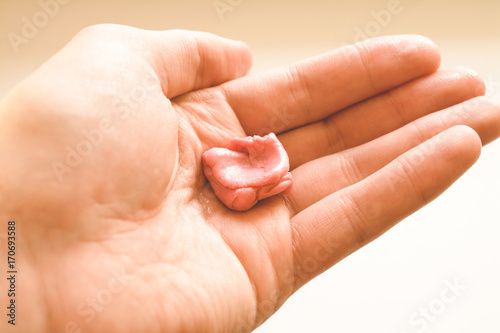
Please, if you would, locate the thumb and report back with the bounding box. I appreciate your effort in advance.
[146,29,253,98]
[58,24,253,99]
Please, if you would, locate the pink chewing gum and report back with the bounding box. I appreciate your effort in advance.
[202,133,293,211]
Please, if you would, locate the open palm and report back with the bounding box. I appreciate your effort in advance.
[1,25,499,333]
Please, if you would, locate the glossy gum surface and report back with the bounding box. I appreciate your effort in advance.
[202,133,293,211]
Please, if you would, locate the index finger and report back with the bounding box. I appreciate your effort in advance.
[223,35,441,135]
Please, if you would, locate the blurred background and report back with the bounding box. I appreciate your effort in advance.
[1,0,499,332]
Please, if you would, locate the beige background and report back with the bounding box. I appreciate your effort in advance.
[1,1,500,332]
[2,0,500,97]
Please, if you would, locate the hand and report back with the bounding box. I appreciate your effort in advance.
[1,24,499,333]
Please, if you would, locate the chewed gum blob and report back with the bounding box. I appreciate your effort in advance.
[202,133,293,211]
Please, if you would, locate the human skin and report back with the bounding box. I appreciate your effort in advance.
[0,25,499,332]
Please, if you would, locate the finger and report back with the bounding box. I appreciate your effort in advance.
[148,30,252,98]
[290,126,481,289]
[287,96,500,213]
[224,35,440,135]
[280,67,485,169]
[65,25,252,99]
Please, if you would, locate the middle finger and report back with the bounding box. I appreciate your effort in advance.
[279,67,485,170]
